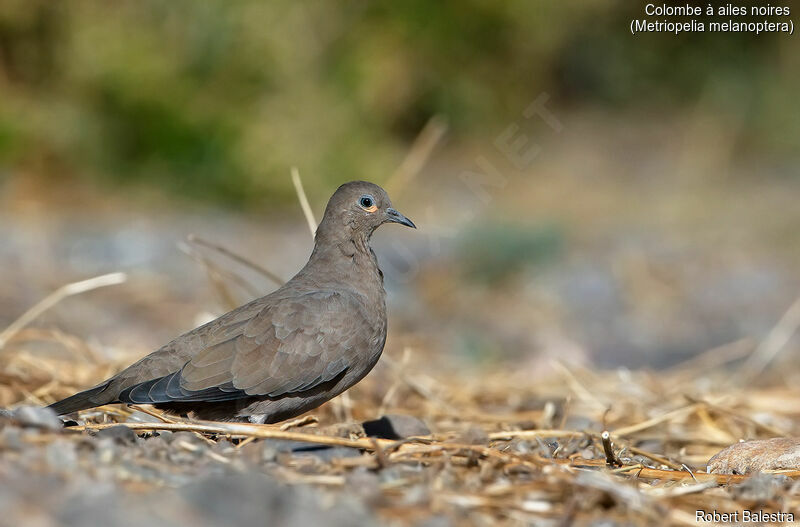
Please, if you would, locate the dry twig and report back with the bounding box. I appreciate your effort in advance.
[0,273,127,350]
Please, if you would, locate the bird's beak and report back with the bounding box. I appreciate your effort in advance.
[385,208,416,229]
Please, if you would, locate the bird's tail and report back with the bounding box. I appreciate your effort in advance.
[48,384,111,415]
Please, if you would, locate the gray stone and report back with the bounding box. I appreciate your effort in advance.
[12,405,63,431]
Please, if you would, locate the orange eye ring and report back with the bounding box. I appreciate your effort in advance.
[364,205,378,213]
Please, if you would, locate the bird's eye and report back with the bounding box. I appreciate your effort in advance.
[359,196,374,209]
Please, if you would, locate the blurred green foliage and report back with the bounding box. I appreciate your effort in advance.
[457,222,562,284]
[0,1,797,206]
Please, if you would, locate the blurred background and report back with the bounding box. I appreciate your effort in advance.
[1,0,799,379]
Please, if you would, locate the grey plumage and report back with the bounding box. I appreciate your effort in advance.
[49,181,415,423]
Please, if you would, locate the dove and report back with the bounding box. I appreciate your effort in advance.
[49,181,415,423]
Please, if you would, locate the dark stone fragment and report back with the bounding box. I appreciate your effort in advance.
[362,414,431,440]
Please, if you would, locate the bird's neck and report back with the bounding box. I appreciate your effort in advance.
[303,230,383,291]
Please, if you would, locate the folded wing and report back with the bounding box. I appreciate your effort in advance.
[117,290,372,405]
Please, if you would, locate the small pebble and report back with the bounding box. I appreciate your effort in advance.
[363,414,431,439]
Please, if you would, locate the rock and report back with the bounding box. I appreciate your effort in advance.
[153,430,173,442]
[293,445,362,462]
[263,439,362,462]
[346,467,382,503]
[94,425,139,444]
[45,440,78,471]
[12,406,63,431]
[180,473,376,527]
[362,415,431,440]
[707,437,800,474]
[732,472,791,501]
[0,426,24,449]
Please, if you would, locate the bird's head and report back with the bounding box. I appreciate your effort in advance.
[317,181,415,243]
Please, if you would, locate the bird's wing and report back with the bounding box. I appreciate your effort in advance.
[118,290,377,404]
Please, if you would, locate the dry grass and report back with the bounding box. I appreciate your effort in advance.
[3,320,800,525]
